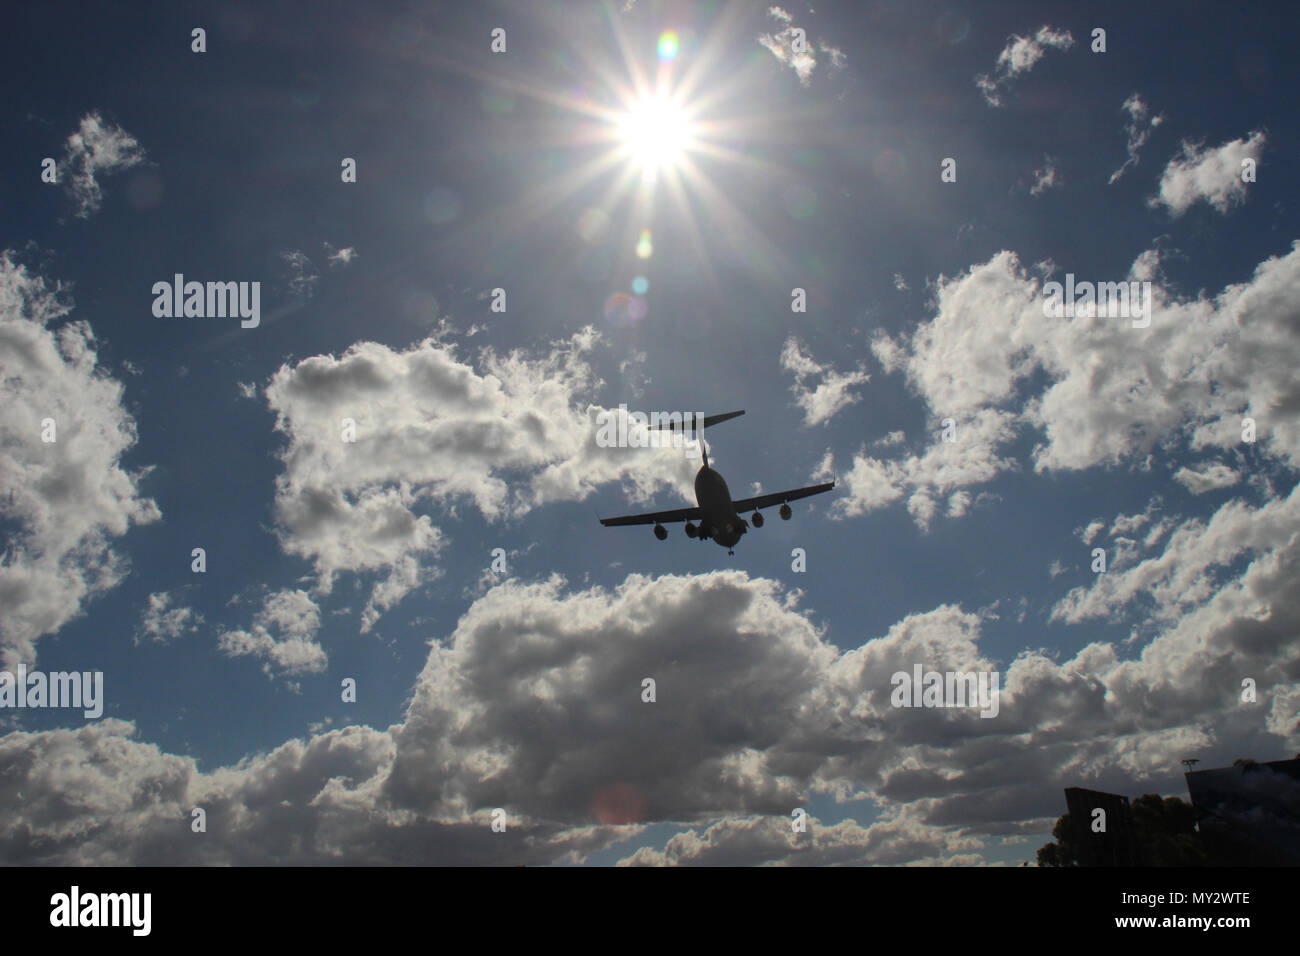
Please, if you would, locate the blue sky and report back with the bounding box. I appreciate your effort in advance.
[1,0,1297,866]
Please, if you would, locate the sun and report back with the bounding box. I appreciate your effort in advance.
[617,94,696,172]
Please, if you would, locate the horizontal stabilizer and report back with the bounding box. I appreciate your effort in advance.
[646,409,745,431]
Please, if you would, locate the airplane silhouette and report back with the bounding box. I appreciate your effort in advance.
[599,410,835,555]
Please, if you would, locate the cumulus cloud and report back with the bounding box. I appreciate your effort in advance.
[0,253,160,668]
[758,7,845,86]
[1107,94,1164,185]
[619,807,977,866]
[779,337,870,426]
[56,111,147,218]
[135,592,203,645]
[839,240,1300,526]
[1052,487,1300,628]
[261,330,693,629]
[831,408,1017,530]
[218,588,326,677]
[1,556,1297,864]
[1150,130,1265,216]
[975,27,1073,107]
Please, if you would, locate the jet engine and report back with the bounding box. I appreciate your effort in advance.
[779,503,792,520]
[654,524,668,540]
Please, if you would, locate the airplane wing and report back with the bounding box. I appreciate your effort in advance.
[731,481,836,514]
[599,505,702,527]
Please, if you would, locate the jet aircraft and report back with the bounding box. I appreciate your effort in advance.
[599,410,835,555]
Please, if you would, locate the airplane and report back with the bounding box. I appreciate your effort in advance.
[599,410,835,555]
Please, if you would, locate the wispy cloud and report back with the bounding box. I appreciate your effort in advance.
[57,111,147,218]
[758,7,846,86]
[975,27,1073,107]
[1173,462,1240,495]
[1108,94,1164,185]
[1030,156,1061,196]
[280,250,320,299]
[323,242,358,267]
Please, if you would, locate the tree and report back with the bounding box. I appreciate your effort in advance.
[1036,813,1080,866]
[1036,794,1204,866]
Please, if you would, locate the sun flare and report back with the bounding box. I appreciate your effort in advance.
[618,95,695,171]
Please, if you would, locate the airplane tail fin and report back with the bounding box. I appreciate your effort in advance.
[645,410,743,469]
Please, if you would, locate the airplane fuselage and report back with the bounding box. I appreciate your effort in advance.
[694,465,746,548]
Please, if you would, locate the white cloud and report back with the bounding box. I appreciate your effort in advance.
[840,240,1300,526]
[1030,156,1060,196]
[260,330,693,628]
[136,592,203,645]
[0,558,1297,864]
[218,588,326,677]
[1051,486,1300,640]
[619,808,976,866]
[280,250,320,299]
[1150,130,1266,216]
[56,112,147,218]
[1173,462,1240,495]
[893,273,909,291]
[0,253,160,668]
[1107,94,1164,185]
[780,337,870,426]
[832,407,1018,530]
[758,7,844,86]
[1080,520,1106,545]
[975,27,1074,107]
[323,243,357,267]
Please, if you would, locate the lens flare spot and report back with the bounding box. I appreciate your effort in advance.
[577,207,610,243]
[603,292,649,326]
[631,275,649,295]
[657,31,680,61]
[423,187,462,224]
[592,783,647,824]
[782,183,818,219]
[635,229,653,259]
[872,148,908,184]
